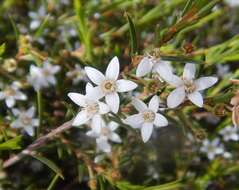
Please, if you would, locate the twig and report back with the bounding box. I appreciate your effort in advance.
[3,120,73,168]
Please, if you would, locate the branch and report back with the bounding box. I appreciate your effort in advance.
[3,120,73,168]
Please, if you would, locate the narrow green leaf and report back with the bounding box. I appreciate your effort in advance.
[35,14,51,38]
[31,155,64,179]
[47,174,60,190]
[8,15,19,39]
[0,43,6,57]
[181,0,195,17]
[126,13,138,55]
[0,136,22,150]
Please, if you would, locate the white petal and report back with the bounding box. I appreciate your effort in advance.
[85,67,105,85]
[105,56,119,80]
[161,74,183,87]
[68,93,86,107]
[141,123,154,143]
[108,121,118,131]
[167,87,185,108]
[132,98,147,112]
[72,110,90,126]
[109,133,122,143]
[195,77,218,91]
[136,57,153,77]
[105,92,119,113]
[15,92,27,100]
[85,83,94,95]
[183,63,196,80]
[11,120,22,128]
[154,114,168,127]
[86,130,98,138]
[125,114,144,128]
[155,61,173,78]
[96,137,111,153]
[12,108,20,116]
[148,95,159,112]
[25,126,34,136]
[116,79,137,92]
[91,114,102,133]
[32,119,39,126]
[0,92,5,99]
[30,20,40,30]
[26,106,35,117]
[86,86,104,100]
[6,98,15,108]
[187,91,203,107]
[98,102,110,114]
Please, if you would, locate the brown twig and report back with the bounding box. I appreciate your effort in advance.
[3,120,73,168]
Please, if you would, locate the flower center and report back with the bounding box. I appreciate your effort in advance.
[143,110,155,122]
[21,115,32,125]
[4,87,16,96]
[183,80,196,94]
[43,69,50,77]
[101,80,116,94]
[85,102,99,115]
[101,127,110,136]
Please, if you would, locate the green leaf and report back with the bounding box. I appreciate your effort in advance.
[35,14,51,38]
[0,43,6,57]
[0,136,22,150]
[31,155,64,179]
[181,0,195,17]
[126,13,138,55]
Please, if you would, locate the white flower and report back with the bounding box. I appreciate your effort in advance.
[219,125,239,141]
[125,95,168,143]
[27,61,60,91]
[10,106,39,136]
[200,138,224,160]
[29,6,47,30]
[66,64,86,84]
[163,63,218,108]
[0,82,27,108]
[136,56,173,78]
[86,121,121,153]
[85,56,138,113]
[68,83,110,132]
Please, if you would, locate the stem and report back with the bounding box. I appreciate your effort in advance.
[3,120,72,168]
[0,125,8,141]
[47,174,60,190]
[37,90,43,137]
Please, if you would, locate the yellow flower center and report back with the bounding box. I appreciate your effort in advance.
[21,115,32,125]
[101,80,116,94]
[183,80,196,94]
[4,87,16,96]
[85,102,99,115]
[143,110,155,123]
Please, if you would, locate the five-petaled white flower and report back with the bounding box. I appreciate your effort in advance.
[86,121,121,153]
[10,106,39,136]
[163,63,218,108]
[85,56,138,113]
[27,60,60,91]
[200,138,224,160]
[125,96,168,142]
[68,83,110,133]
[219,125,239,141]
[136,56,173,78]
[0,82,27,108]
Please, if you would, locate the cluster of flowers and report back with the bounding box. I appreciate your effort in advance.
[68,56,218,153]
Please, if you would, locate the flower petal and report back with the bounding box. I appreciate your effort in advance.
[161,74,183,87]
[141,123,154,143]
[148,95,159,112]
[85,66,105,85]
[68,92,86,107]
[132,98,147,112]
[105,92,120,113]
[91,114,103,134]
[26,106,35,117]
[155,60,173,77]
[108,121,118,131]
[105,56,119,80]
[96,137,111,153]
[86,86,104,100]
[195,77,218,91]
[167,87,185,108]
[125,114,144,128]
[85,83,94,94]
[136,57,153,77]
[187,91,203,107]
[25,126,34,136]
[6,98,15,108]
[154,113,168,127]
[183,63,196,80]
[72,110,90,126]
[116,79,137,92]
[98,102,110,114]
[109,133,122,143]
